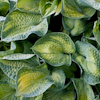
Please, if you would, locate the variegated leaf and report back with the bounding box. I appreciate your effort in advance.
[52,69,65,89]
[31,32,75,66]
[61,0,96,19]
[72,41,100,85]
[1,10,48,42]
[17,0,40,13]
[16,63,54,97]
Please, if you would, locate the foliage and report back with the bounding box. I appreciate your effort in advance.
[1,0,100,99]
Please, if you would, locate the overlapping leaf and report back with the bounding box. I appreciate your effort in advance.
[16,0,40,13]
[0,0,9,16]
[0,59,33,80]
[72,78,95,100]
[22,94,43,100]
[72,41,100,85]
[0,42,16,57]
[61,0,96,19]
[43,85,76,100]
[55,63,77,78]
[93,19,100,45]
[0,82,16,100]
[32,32,75,66]
[76,0,100,11]
[62,16,86,36]
[16,63,54,97]
[40,0,61,17]
[1,10,48,42]
[52,69,65,89]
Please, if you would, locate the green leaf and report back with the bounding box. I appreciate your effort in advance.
[0,0,9,16]
[93,20,100,45]
[0,71,16,88]
[52,69,65,89]
[61,0,96,19]
[54,1,61,16]
[0,82,16,100]
[62,16,86,36]
[16,63,54,97]
[0,42,16,57]
[22,40,33,54]
[1,10,48,42]
[31,32,75,66]
[43,85,76,100]
[55,63,77,78]
[72,41,100,85]
[0,59,32,80]
[40,0,60,17]
[9,1,17,12]
[72,78,95,100]
[17,0,40,13]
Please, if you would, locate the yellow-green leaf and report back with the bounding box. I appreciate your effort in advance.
[17,0,40,13]
[0,59,32,80]
[31,32,75,66]
[72,41,100,85]
[0,82,16,100]
[0,0,9,16]
[16,63,54,97]
[93,20,100,45]
[62,16,86,36]
[52,69,65,89]
[61,0,96,19]
[1,10,48,42]
[72,78,95,100]
[40,0,60,17]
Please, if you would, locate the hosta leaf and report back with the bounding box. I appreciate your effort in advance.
[76,0,100,11]
[54,1,61,16]
[95,96,100,100]
[9,0,17,2]
[31,32,75,66]
[0,82,16,100]
[93,20,100,45]
[1,53,35,60]
[22,94,43,100]
[43,85,76,100]
[0,42,16,57]
[62,16,86,36]
[0,0,9,16]
[9,0,17,12]
[72,78,95,100]
[0,59,32,80]
[40,0,60,17]
[55,63,77,78]
[17,0,40,13]
[61,0,96,19]
[72,41,100,85]
[1,10,48,42]
[16,63,54,97]
[22,40,33,54]
[0,71,16,88]
[52,69,65,89]
[23,56,39,67]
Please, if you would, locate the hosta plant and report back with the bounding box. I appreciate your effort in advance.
[1,0,100,100]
